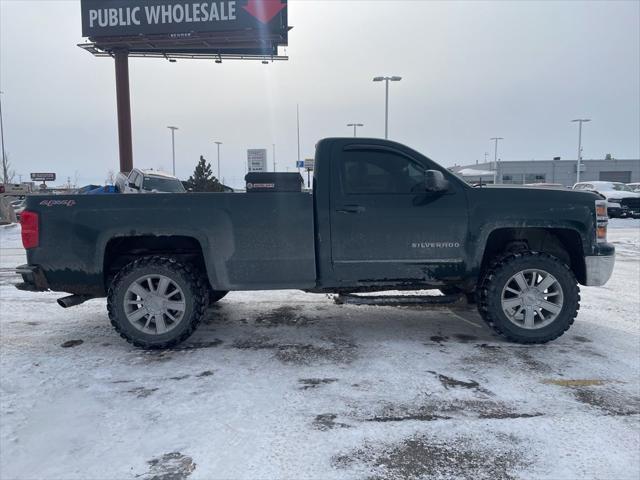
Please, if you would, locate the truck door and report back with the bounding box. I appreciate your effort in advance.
[329,143,469,285]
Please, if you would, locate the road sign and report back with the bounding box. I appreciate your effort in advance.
[296,160,304,168]
[247,149,268,173]
[30,173,56,182]
[304,158,315,170]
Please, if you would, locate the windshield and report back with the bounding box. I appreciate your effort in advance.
[610,183,634,192]
[142,176,186,193]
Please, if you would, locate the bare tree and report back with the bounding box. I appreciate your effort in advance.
[2,152,12,184]
[106,170,115,185]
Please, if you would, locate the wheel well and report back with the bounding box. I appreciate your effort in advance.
[481,228,586,284]
[103,236,209,291]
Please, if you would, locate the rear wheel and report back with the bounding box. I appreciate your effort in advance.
[107,256,207,349]
[477,251,579,344]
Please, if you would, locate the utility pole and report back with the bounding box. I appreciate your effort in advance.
[0,91,7,185]
[490,137,504,184]
[167,126,178,176]
[571,119,591,184]
[347,123,364,137]
[214,141,223,180]
[373,76,402,139]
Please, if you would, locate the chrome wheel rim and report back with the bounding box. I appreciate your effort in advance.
[123,274,186,335]
[501,269,564,330]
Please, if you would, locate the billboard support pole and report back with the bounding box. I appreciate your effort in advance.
[114,49,133,173]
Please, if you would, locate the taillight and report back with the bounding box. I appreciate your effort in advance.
[595,200,608,243]
[20,211,39,249]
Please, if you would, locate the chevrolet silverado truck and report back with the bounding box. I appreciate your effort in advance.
[16,138,615,348]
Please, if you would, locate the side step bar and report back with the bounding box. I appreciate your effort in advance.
[334,293,464,306]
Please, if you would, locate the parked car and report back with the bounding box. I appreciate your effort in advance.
[627,183,640,193]
[11,198,26,220]
[17,138,614,348]
[573,181,640,218]
[116,169,186,194]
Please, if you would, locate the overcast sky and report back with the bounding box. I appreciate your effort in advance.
[1,0,639,188]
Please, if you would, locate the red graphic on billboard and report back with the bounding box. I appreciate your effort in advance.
[243,0,286,24]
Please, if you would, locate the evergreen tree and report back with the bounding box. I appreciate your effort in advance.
[186,155,224,192]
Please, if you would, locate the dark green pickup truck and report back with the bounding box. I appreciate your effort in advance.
[17,138,615,348]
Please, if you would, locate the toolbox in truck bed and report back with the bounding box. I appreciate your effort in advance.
[245,172,304,192]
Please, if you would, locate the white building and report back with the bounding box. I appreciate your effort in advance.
[453,157,640,186]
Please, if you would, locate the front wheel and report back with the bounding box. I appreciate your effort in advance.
[107,256,208,349]
[477,251,580,344]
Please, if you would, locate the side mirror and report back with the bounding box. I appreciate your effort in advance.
[425,170,449,192]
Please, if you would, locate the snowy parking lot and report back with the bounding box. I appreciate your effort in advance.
[1,220,638,480]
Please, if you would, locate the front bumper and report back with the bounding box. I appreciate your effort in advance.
[15,264,50,292]
[584,252,615,286]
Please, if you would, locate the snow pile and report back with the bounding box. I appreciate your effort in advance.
[1,223,638,479]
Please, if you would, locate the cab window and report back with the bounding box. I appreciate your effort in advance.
[341,149,425,194]
[134,173,143,189]
[127,172,138,187]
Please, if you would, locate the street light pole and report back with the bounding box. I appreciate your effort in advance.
[571,119,591,184]
[489,137,504,184]
[347,123,364,137]
[167,126,178,176]
[214,141,223,180]
[272,143,276,172]
[0,91,7,185]
[385,80,389,138]
[296,104,301,168]
[373,76,402,139]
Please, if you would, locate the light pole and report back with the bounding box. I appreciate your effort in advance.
[0,91,7,185]
[571,119,590,184]
[296,104,301,169]
[490,137,504,184]
[373,76,402,139]
[272,143,276,172]
[347,123,364,137]
[167,126,178,176]
[214,141,222,180]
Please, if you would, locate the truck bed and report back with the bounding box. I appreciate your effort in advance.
[24,192,317,295]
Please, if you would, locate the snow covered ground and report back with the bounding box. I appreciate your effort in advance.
[1,220,638,480]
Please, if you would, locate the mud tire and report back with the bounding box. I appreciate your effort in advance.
[107,256,208,349]
[477,251,580,344]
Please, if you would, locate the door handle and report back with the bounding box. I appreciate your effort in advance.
[336,205,366,214]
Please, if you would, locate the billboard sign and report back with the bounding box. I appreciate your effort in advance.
[30,173,56,182]
[247,149,267,172]
[81,0,288,38]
